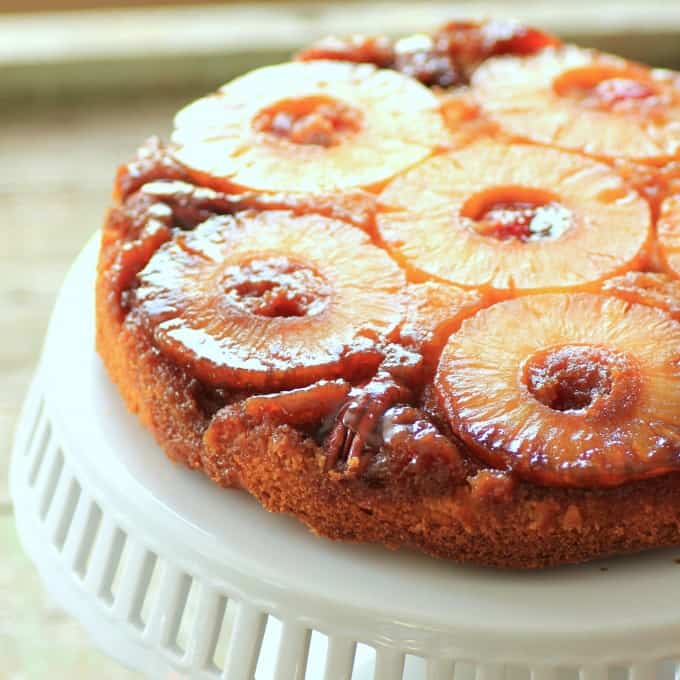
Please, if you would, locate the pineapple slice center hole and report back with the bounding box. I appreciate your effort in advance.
[219,255,332,318]
[462,186,572,242]
[553,66,657,110]
[253,95,363,147]
[523,344,639,416]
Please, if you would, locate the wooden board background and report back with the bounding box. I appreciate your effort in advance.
[2,2,680,106]
[0,92,196,678]
[1,0,238,10]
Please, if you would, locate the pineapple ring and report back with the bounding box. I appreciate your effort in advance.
[436,292,680,488]
[377,139,650,293]
[472,46,680,163]
[172,60,448,193]
[399,281,488,371]
[658,195,680,277]
[133,211,405,390]
[602,271,680,321]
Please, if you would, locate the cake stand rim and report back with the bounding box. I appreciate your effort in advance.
[17,233,680,665]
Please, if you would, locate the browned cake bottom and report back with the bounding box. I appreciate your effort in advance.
[96,264,680,568]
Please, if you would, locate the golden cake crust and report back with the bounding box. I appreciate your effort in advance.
[96,208,680,569]
[95,18,680,568]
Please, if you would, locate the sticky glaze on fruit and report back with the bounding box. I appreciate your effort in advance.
[219,256,332,318]
[436,294,680,487]
[658,195,680,276]
[252,95,363,147]
[377,140,650,292]
[297,19,559,89]
[99,19,680,509]
[172,60,448,193]
[132,211,404,391]
[473,201,572,242]
[602,271,680,321]
[473,46,680,162]
[523,344,639,416]
[462,187,573,243]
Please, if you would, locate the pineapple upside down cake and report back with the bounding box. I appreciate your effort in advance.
[97,19,680,568]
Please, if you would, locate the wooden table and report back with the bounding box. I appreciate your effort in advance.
[0,93,200,679]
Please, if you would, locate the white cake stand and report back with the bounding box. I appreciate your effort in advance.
[10,236,680,680]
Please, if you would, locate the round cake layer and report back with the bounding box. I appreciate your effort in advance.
[96,19,680,568]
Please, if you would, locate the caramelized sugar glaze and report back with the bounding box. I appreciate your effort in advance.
[97,20,680,567]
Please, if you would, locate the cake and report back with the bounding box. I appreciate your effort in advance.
[96,19,680,568]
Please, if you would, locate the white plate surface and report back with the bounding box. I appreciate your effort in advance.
[36,235,680,665]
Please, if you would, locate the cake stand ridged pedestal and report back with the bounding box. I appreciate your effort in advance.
[10,236,680,680]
